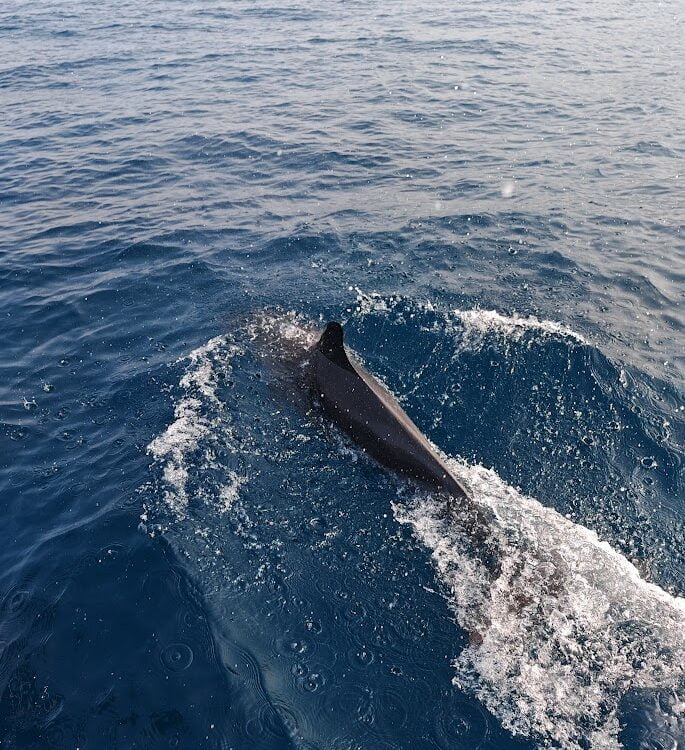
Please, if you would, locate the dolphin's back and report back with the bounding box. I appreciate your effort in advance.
[311,323,469,500]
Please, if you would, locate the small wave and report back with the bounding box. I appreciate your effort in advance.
[450,308,587,347]
[395,460,685,749]
[352,289,587,349]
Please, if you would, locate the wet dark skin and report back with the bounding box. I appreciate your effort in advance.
[310,321,498,577]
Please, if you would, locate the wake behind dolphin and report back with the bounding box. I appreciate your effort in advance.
[307,314,685,746]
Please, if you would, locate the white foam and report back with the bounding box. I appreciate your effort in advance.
[146,336,241,518]
[219,471,248,514]
[450,308,587,347]
[354,288,395,316]
[352,289,587,349]
[146,312,317,522]
[395,461,685,749]
[147,396,208,515]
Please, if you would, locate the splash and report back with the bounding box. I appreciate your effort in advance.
[146,310,317,521]
[395,460,685,749]
[146,335,241,518]
[245,308,319,351]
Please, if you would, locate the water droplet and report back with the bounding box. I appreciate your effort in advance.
[160,643,194,671]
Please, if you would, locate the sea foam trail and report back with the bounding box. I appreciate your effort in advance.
[350,295,685,747]
[395,460,685,750]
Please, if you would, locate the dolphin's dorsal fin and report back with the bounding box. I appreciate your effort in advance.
[317,321,356,374]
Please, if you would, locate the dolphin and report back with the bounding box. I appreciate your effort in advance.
[309,320,496,567]
[311,321,471,500]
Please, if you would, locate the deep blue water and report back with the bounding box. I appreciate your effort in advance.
[1,1,684,748]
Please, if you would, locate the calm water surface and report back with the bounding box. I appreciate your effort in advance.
[1,1,684,748]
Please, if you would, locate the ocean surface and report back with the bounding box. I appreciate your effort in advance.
[1,1,684,748]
